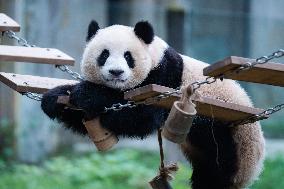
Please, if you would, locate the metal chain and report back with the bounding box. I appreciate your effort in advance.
[55,65,84,81]
[103,76,218,112]
[231,103,284,126]
[224,49,284,76]
[3,30,83,81]
[191,77,218,91]
[103,87,181,112]
[21,92,43,101]
[104,101,137,112]
[3,30,34,47]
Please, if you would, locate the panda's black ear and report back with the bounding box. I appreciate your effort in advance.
[86,20,100,42]
[134,21,154,44]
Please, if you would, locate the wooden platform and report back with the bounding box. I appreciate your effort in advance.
[124,84,267,122]
[0,72,78,94]
[0,45,75,65]
[0,13,20,32]
[203,56,284,87]
[0,71,268,122]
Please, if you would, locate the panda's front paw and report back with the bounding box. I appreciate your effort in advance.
[41,85,74,119]
[69,82,107,119]
[69,81,126,120]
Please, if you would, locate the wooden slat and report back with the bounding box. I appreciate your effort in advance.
[0,13,20,32]
[124,84,267,122]
[0,45,75,65]
[0,72,78,94]
[203,56,284,87]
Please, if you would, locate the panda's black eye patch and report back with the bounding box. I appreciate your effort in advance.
[97,49,109,66]
[124,51,135,68]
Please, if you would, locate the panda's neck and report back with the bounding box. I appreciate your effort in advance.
[138,46,184,89]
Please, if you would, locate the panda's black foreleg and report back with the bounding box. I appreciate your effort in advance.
[181,116,238,189]
[100,105,167,139]
[42,80,167,139]
[67,81,168,138]
[41,84,87,135]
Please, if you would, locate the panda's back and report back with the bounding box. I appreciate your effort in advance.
[180,54,265,188]
[180,55,253,107]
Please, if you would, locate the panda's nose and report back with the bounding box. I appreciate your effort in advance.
[109,69,124,76]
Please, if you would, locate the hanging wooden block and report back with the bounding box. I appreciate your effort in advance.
[124,84,268,122]
[83,118,119,151]
[0,72,78,94]
[0,45,75,65]
[162,86,196,143]
[203,56,284,87]
[0,13,20,32]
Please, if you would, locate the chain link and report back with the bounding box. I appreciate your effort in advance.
[21,92,43,101]
[3,30,34,47]
[103,88,181,112]
[55,65,84,81]
[231,103,284,126]
[259,103,284,117]
[104,101,137,112]
[235,49,284,73]
[191,77,218,91]
[3,30,83,81]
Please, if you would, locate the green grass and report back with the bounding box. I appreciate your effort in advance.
[0,149,191,189]
[251,155,284,189]
[0,149,284,189]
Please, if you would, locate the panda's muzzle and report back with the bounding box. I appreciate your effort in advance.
[109,69,124,77]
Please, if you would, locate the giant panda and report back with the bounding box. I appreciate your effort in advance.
[41,20,265,189]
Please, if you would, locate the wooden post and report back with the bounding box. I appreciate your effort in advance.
[108,0,131,25]
[0,0,17,161]
[165,2,186,164]
[166,3,185,53]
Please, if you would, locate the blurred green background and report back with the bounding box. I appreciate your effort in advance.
[1,0,284,189]
[1,149,284,189]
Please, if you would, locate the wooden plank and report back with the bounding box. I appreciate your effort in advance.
[0,72,78,94]
[203,56,284,87]
[0,13,20,32]
[0,45,75,65]
[124,84,267,122]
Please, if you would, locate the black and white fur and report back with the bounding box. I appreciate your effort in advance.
[41,21,265,189]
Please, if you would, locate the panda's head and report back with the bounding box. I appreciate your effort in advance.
[81,20,156,90]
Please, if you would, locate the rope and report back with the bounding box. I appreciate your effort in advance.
[158,128,165,176]
[157,128,179,181]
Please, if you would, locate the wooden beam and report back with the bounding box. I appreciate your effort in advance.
[0,45,75,65]
[124,84,267,122]
[0,72,78,94]
[0,13,20,32]
[203,56,284,87]
[0,71,268,123]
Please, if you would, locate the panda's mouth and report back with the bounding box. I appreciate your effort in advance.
[104,77,126,83]
[107,79,126,82]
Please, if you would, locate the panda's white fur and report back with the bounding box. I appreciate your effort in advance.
[82,25,153,90]
[81,23,265,189]
[149,37,265,188]
[180,55,265,188]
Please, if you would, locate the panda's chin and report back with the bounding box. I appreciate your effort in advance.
[104,79,129,90]
[105,78,126,83]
